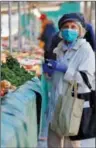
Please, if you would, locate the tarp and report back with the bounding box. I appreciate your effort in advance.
[1,77,42,148]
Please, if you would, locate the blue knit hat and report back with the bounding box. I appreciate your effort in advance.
[58,13,86,30]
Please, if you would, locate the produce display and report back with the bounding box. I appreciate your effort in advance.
[1,43,44,97]
[1,43,44,76]
[0,80,16,96]
[1,56,34,87]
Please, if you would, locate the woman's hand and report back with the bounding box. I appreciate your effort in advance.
[46,59,68,73]
[43,62,54,76]
[43,59,68,77]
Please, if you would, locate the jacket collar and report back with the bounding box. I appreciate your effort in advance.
[53,38,86,54]
[61,38,86,51]
[72,38,86,50]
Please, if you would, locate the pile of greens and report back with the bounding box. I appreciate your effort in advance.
[1,56,35,87]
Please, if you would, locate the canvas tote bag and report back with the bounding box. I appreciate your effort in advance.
[51,81,84,137]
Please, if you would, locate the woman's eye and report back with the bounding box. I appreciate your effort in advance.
[71,25,77,29]
[63,25,69,29]
[63,25,77,29]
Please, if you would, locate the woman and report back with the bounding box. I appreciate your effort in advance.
[43,13,95,148]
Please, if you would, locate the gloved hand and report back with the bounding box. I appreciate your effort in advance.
[47,60,57,69]
[46,59,68,73]
[42,62,54,76]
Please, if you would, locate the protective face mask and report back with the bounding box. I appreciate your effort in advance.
[61,29,79,42]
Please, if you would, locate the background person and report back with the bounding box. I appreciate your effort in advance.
[38,14,56,59]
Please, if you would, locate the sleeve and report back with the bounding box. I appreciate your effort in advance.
[63,46,95,84]
[44,33,60,60]
[77,49,95,86]
[78,49,95,76]
[47,33,62,52]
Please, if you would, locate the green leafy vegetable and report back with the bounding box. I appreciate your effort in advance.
[1,56,35,87]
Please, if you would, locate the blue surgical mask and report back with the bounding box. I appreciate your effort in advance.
[61,29,79,42]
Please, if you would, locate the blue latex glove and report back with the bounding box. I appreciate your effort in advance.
[45,59,56,68]
[47,59,68,73]
[56,62,68,73]
[42,63,54,76]
[47,60,57,69]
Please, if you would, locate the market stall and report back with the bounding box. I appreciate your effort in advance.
[1,77,42,147]
[1,2,44,147]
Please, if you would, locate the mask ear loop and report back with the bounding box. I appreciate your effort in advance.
[59,31,63,39]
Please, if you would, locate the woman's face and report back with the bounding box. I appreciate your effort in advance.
[62,21,79,32]
[60,21,80,42]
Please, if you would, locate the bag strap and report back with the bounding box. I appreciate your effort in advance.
[68,81,78,98]
[79,71,92,90]
[74,81,78,98]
